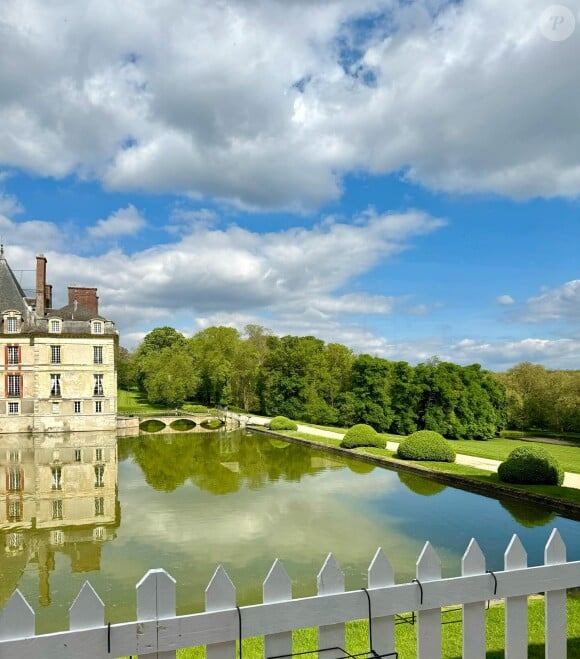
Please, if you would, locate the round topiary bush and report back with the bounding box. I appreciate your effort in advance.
[397,430,455,462]
[340,424,385,449]
[269,416,298,431]
[497,446,564,486]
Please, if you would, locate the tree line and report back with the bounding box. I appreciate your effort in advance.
[117,325,580,438]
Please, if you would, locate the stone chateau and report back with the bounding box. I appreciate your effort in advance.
[0,250,117,433]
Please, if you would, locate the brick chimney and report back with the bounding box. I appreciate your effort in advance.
[36,255,47,317]
[68,286,99,315]
[45,284,53,310]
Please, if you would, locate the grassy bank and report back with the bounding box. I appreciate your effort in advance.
[273,430,580,508]
[292,422,580,475]
[119,595,580,658]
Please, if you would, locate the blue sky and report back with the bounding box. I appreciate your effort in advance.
[0,0,579,370]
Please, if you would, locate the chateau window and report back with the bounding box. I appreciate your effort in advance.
[50,373,61,397]
[8,500,22,522]
[8,467,22,491]
[94,464,105,487]
[8,450,20,462]
[52,499,63,520]
[7,346,20,365]
[74,448,81,462]
[7,374,21,397]
[93,346,103,364]
[92,321,103,334]
[74,401,81,414]
[95,400,103,413]
[51,345,61,364]
[50,319,61,333]
[51,466,62,490]
[94,527,105,541]
[93,374,104,396]
[95,497,104,516]
[8,402,19,415]
[5,317,18,333]
[95,448,103,461]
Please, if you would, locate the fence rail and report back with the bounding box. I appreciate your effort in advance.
[0,529,577,659]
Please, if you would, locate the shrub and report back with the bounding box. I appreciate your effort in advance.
[497,446,564,486]
[269,416,298,431]
[340,424,385,449]
[500,430,526,439]
[397,430,455,462]
[182,404,209,414]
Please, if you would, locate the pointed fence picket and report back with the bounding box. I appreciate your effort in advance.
[0,531,578,659]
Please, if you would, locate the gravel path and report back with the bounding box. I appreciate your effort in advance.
[238,414,580,490]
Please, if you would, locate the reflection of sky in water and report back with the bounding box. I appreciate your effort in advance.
[2,430,579,634]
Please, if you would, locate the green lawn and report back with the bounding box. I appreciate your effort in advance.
[285,421,580,474]
[117,389,171,414]
[440,437,580,474]
[119,595,580,658]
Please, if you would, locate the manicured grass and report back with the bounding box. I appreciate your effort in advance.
[442,438,580,474]
[117,389,169,414]
[270,431,580,506]
[119,595,580,658]
[287,421,580,474]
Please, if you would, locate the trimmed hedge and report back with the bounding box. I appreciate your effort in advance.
[269,416,298,431]
[397,430,456,462]
[340,424,385,449]
[497,446,564,486]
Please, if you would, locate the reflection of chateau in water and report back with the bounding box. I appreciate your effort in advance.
[0,431,119,607]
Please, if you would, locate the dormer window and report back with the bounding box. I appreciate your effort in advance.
[4,313,21,333]
[50,318,62,333]
[91,320,103,334]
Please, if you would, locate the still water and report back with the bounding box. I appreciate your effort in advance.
[1,429,579,633]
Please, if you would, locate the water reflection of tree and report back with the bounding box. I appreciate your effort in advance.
[499,497,556,528]
[397,471,447,496]
[120,432,340,494]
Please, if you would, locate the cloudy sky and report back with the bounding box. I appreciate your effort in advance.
[0,0,579,370]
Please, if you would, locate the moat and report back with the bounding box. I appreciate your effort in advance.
[1,429,579,634]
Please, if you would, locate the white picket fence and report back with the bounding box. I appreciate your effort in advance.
[0,529,577,659]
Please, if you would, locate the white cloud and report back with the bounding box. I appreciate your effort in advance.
[497,294,515,306]
[0,1,579,207]
[522,280,580,322]
[88,204,146,238]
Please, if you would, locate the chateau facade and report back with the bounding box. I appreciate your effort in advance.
[0,251,117,433]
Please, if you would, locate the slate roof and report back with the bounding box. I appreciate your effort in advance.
[0,251,30,316]
[48,300,105,321]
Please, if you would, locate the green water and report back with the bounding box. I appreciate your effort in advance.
[1,429,579,633]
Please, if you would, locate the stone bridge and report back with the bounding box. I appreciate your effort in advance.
[136,413,241,434]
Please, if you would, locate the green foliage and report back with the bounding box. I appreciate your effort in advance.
[500,429,526,439]
[498,362,580,433]
[182,404,210,414]
[397,430,456,462]
[269,416,298,431]
[340,424,385,449]
[170,419,196,431]
[498,446,564,486]
[129,324,511,438]
[139,419,166,433]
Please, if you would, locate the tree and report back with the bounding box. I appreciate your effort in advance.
[139,346,198,407]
